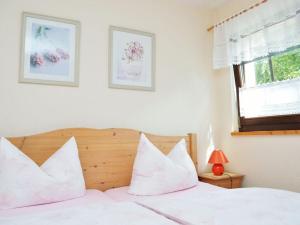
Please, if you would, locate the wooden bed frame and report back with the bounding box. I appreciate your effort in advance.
[7,128,198,191]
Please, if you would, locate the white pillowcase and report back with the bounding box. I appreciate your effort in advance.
[128,134,198,196]
[0,137,86,210]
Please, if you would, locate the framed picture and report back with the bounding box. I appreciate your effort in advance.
[109,26,155,91]
[20,12,80,87]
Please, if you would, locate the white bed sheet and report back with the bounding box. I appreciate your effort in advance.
[106,183,300,225]
[105,181,223,202]
[0,189,178,225]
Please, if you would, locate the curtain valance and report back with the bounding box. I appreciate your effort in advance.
[213,0,300,69]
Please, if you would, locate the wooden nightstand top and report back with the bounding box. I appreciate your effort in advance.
[199,172,244,181]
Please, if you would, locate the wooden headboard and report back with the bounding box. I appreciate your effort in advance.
[7,128,198,191]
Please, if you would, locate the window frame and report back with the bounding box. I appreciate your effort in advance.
[233,65,300,132]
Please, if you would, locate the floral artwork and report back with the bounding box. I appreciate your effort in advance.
[118,41,144,80]
[110,27,155,91]
[20,13,80,86]
[123,41,144,63]
[29,24,70,76]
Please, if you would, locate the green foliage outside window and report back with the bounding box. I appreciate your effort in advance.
[255,59,271,84]
[254,47,300,85]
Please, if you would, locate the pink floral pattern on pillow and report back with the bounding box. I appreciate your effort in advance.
[128,134,198,196]
[0,137,86,210]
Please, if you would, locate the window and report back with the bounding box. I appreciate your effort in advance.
[234,46,300,132]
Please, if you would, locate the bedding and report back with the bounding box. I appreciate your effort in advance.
[0,137,85,209]
[106,181,223,202]
[126,187,300,225]
[0,190,178,225]
[107,183,300,225]
[129,134,198,196]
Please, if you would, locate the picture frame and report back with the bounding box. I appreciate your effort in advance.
[109,26,155,91]
[20,12,80,87]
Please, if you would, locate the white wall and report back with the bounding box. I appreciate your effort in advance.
[212,0,300,192]
[2,0,298,192]
[0,0,216,172]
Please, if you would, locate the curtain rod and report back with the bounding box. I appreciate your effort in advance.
[207,0,268,32]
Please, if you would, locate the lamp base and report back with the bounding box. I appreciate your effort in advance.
[212,164,224,176]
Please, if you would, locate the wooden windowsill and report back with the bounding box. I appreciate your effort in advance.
[231,130,300,136]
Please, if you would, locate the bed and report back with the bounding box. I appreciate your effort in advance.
[3,128,300,225]
[100,130,300,225]
[106,184,300,225]
[1,128,197,225]
[0,190,177,225]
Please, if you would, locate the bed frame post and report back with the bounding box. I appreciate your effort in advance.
[188,133,198,174]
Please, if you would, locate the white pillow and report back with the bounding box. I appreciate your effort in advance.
[0,137,86,209]
[128,134,198,195]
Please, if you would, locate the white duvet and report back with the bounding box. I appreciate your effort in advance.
[0,190,177,225]
[135,187,300,225]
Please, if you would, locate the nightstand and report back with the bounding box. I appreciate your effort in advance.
[199,172,244,189]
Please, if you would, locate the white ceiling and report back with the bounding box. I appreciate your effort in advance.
[177,0,231,8]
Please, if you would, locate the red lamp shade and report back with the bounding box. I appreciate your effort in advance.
[208,150,229,176]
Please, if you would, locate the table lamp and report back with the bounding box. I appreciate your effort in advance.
[208,149,229,176]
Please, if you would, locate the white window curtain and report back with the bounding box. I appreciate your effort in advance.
[240,78,300,118]
[213,0,300,69]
